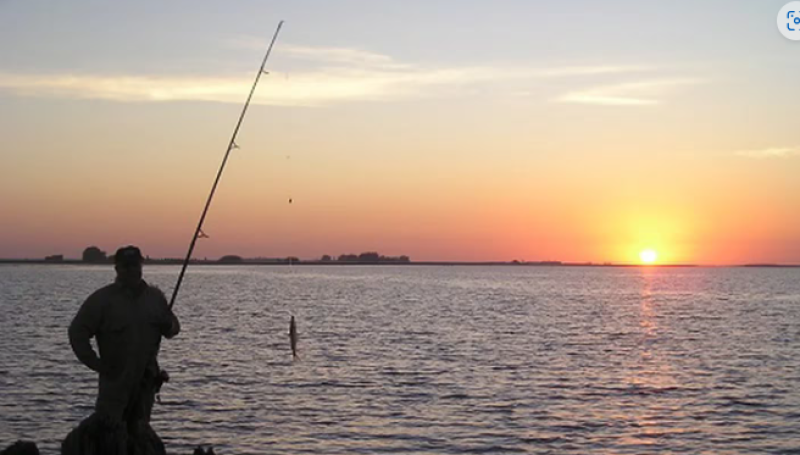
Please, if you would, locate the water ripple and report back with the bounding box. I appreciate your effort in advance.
[2,265,800,454]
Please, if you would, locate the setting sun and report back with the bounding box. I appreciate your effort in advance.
[640,249,658,264]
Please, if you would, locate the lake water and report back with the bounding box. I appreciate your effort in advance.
[1,264,800,454]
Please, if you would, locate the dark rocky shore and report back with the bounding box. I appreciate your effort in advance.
[2,440,216,455]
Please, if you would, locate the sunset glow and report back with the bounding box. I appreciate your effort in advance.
[640,249,658,265]
[0,2,799,265]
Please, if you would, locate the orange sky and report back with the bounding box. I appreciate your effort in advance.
[1,2,799,265]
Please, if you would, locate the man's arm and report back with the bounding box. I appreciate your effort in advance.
[153,287,180,339]
[164,309,180,339]
[68,293,103,373]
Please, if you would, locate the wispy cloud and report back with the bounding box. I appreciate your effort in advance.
[532,65,652,78]
[0,44,694,107]
[735,147,800,159]
[229,38,406,69]
[280,44,408,69]
[0,73,256,104]
[0,67,520,106]
[556,79,703,106]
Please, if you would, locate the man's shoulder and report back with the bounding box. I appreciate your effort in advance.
[74,284,118,320]
[86,283,120,302]
[144,283,168,303]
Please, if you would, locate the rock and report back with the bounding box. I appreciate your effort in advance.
[1,441,40,455]
[61,412,165,455]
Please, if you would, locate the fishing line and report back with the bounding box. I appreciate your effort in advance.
[169,21,284,310]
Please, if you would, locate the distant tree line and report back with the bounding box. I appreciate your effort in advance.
[324,252,410,263]
[219,255,299,263]
[79,246,410,264]
[218,255,243,263]
[82,246,107,263]
[220,252,410,263]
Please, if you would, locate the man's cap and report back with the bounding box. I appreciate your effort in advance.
[114,245,144,265]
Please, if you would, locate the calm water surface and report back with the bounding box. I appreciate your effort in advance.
[1,265,800,454]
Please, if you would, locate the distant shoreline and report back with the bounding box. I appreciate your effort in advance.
[1,259,798,268]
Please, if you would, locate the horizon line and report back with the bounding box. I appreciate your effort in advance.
[1,257,798,268]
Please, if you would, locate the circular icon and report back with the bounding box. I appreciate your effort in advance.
[778,1,800,40]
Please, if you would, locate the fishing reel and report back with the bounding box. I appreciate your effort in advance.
[154,369,170,404]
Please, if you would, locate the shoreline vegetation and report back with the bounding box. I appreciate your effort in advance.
[1,259,798,268]
[0,247,796,267]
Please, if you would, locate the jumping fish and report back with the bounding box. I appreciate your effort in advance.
[289,315,299,359]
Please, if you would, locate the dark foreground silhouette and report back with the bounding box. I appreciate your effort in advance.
[60,246,182,455]
[61,412,163,455]
[0,441,39,455]
[1,440,215,455]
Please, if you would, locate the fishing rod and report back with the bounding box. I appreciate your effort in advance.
[169,20,284,310]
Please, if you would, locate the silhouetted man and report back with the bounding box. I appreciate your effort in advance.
[66,245,179,454]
